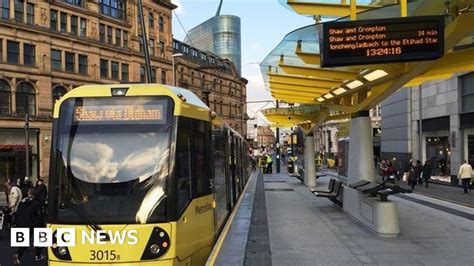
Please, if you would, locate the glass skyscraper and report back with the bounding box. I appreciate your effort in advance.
[185,15,242,76]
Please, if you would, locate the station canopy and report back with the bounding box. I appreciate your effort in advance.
[261,0,474,128]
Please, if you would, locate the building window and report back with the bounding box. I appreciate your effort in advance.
[60,12,67,32]
[151,68,156,83]
[111,61,119,80]
[138,35,144,53]
[121,63,128,81]
[7,41,19,64]
[140,66,145,82]
[64,0,84,7]
[149,38,155,56]
[148,12,154,31]
[23,43,35,66]
[50,10,58,31]
[51,49,61,70]
[115,28,121,46]
[71,15,78,35]
[16,82,36,115]
[462,73,474,113]
[52,86,67,104]
[158,16,164,32]
[0,80,11,114]
[14,0,23,23]
[107,26,112,44]
[1,0,9,20]
[79,18,86,37]
[159,41,164,57]
[100,59,108,78]
[123,31,128,47]
[65,52,75,72]
[26,3,34,24]
[100,0,126,21]
[99,24,105,42]
[78,54,87,75]
[161,70,166,84]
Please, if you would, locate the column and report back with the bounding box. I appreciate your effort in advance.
[304,133,316,187]
[347,111,375,184]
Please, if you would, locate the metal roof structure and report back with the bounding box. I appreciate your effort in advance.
[261,0,474,129]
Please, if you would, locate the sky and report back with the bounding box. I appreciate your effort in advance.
[171,0,313,125]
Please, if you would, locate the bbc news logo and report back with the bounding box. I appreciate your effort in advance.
[11,228,139,247]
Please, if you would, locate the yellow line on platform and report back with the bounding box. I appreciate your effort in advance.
[206,172,257,266]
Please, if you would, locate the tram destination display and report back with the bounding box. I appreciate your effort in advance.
[74,104,164,123]
[320,16,444,67]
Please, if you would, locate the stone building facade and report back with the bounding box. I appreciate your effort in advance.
[257,126,276,149]
[0,0,177,185]
[172,39,248,136]
[381,72,474,185]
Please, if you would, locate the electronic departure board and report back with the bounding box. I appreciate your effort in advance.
[320,16,444,67]
[73,104,164,123]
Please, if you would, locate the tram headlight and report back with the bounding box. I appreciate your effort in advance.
[141,227,171,260]
[149,244,160,254]
[58,247,68,255]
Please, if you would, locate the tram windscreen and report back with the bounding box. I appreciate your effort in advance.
[52,96,173,224]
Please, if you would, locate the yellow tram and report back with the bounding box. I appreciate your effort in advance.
[47,84,250,265]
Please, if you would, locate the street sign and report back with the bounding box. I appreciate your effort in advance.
[320,16,444,67]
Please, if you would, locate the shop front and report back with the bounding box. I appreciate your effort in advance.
[425,136,451,183]
[0,128,39,187]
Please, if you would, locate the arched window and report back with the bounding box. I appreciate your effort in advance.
[16,82,36,115]
[52,86,67,104]
[0,80,11,114]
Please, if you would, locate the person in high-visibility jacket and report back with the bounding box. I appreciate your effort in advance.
[266,154,273,174]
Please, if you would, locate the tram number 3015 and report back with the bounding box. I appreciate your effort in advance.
[89,250,120,261]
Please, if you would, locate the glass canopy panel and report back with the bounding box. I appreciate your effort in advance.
[261,0,449,92]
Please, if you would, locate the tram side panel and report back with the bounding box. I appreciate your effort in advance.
[212,125,230,234]
[172,118,215,264]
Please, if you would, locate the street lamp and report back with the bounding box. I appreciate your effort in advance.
[172,53,183,86]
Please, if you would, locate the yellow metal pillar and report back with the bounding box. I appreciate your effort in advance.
[350,0,357,20]
[400,0,407,17]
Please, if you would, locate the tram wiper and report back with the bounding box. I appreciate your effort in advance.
[59,186,104,232]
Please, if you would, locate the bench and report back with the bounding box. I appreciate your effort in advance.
[349,180,412,202]
[310,178,335,193]
[311,178,343,206]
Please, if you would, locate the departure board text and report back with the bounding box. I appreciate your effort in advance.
[74,105,163,122]
[320,16,444,67]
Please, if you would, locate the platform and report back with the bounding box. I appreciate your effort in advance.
[211,172,474,265]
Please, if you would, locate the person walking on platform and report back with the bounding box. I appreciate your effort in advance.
[458,160,473,194]
[12,188,46,264]
[379,160,388,182]
[34,178,48,207]
[266,154,273,174]
[392,157,401,181]
[385,160,397,183]
[415,160,423,185]
[5,181,22,225]
[421,161,432,188]
[405,159,416,189]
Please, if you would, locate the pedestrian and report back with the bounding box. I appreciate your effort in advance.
[385,160,397,183]
[20,177,33,199]
[421,161,431,188]
[379,160,387,181]
[405,159,416,189]
[5,181,23,223]
[392,157,401,180]
[34,178,48,206]
[13,188,46,264]
[415,160,423,185]
[266,153,273,174]
[458,160,473,194]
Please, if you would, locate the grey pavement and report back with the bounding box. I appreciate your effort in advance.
[216,171,474,266]
[0,231,48,266]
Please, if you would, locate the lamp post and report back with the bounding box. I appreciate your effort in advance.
[172,53,183,86]
[24,112,30,182]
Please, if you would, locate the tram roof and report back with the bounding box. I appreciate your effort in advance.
[261,0,474,129]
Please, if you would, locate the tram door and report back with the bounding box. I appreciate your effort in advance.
[230,134,237,204]
[223,129,232,211]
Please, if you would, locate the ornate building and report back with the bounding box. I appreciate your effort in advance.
[172,39,248,136]
[0,0,177,184]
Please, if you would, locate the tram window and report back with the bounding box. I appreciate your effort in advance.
[176,129,192,213]
[193,120,212,197]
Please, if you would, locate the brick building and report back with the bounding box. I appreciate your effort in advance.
[172,39,248,135]
[0,0,177,184]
